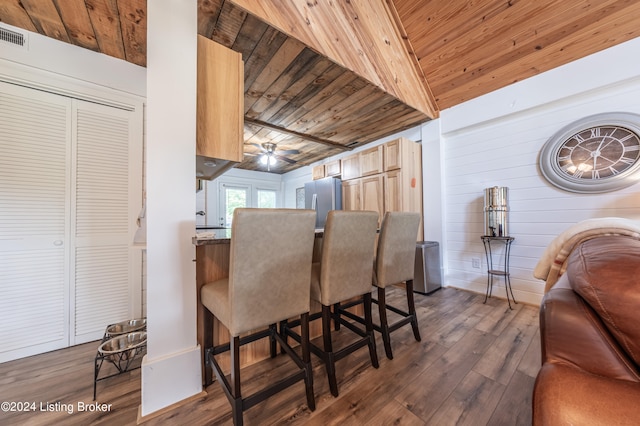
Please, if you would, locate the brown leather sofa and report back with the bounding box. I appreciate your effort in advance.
[533,235,640,425]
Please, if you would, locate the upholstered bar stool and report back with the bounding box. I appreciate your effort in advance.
[201,208,316,426]
[338,211,421,359]
[286,210,379,397]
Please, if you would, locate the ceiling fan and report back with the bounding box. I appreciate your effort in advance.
[249,142,300,171]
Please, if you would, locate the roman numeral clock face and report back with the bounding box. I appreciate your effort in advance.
[540,113,640,193]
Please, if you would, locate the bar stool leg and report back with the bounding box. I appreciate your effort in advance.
[364,293,379,368]
[377,287,393,360]
[300,312,315,411]
[203,308,214,386]
[269,323,277,358]
[333,303,341,330]
[279,319,288,355]
[322,305,339,397]
[406,280,421,342]
[230,336,242,426]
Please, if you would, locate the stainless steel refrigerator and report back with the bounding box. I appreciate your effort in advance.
[304,177,342,228]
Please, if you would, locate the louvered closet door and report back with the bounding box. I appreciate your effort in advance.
[0,82,71,362]
[72,100,134,344]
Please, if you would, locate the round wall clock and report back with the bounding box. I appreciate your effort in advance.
[539,112,640,193]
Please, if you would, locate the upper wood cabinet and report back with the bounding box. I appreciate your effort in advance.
[312,164,326,180]
[313,160,340,180]
[325,160,341,177]
[384,139,402,171]
[341,154,360,180]
[360,145,383,176]
[196,36,244,164]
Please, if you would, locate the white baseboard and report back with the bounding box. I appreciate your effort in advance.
[140,345,202,417]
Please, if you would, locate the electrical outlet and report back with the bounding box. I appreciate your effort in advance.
[472,258,481,269]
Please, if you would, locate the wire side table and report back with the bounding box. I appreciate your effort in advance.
[481,236,516,309]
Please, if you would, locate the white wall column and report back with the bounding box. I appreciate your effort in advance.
[142,0,201,416]
[421,119,446,281]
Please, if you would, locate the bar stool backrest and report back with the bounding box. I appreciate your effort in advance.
[375,212,421,288]
[229,208,316,335]
[318,210,378,305]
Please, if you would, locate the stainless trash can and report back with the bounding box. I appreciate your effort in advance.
[414,241,442,294]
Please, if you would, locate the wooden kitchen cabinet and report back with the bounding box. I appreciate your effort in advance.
[384,138,402,171]
[312,164,326,180]
[385,137,423,238]
[342,179,362,211]
[360,145,383,176]
[384,169,402,212]
[361,175,384,225]
[341,154,360,180]
[340,137,423,239]
[342,175,383,225]
[325,160,341,177]
[196,35,244,163]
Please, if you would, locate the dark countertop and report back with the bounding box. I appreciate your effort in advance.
[193,228,325,246]
[193,228,232,245]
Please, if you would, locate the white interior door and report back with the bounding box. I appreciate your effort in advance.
[0,82,71,362]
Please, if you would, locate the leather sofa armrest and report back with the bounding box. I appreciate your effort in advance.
[540,286,639,381]
[533,363,640,426]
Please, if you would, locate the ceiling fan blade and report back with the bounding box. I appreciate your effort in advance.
[250,143,267,152]
[277,149,300,155]
[274,154,297,164]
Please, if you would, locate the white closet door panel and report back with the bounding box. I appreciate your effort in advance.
[0,85,69,240]
[0,249,65,358]
[75,106,130,237]
[0,82,70,362]
[72,101,133,343]
[74,245,130,341]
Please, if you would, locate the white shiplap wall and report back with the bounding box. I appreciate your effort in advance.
[437,37,640,305]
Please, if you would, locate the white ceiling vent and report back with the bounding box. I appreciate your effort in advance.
[0,26,28,50]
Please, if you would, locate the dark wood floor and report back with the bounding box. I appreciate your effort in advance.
[0,287,540,425]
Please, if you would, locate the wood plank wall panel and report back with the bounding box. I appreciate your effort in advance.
[441,70,640,305]
[229,0,438,117]
[393,0,640,109]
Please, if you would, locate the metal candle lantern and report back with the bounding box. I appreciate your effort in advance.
[484,186,509,237]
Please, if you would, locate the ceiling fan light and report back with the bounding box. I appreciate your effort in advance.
[260,154,277,167]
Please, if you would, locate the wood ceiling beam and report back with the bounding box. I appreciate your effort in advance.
[244,118,352,151]
[229,0,438,118]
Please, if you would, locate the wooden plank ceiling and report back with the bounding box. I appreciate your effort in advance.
[1,0,639,174]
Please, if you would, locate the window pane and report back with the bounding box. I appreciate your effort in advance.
[225,188,247,225]
[257,190,276,208]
